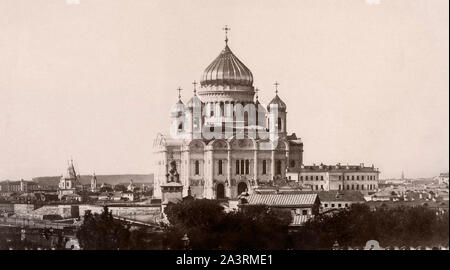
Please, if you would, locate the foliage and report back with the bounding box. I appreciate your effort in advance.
[114,185,127,192]
[163,199,292,250]
[76,206,147,250]
[290,204,449,249]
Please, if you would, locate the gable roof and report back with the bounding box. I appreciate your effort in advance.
[246,193,318,207]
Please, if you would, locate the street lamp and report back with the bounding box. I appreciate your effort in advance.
[181,233,190,250]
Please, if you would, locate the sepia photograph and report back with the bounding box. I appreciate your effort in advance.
[0,0,448,258]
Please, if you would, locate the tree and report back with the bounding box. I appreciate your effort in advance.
[77,206,140,250]
[163,199,292,250]
[114,185,127,192]
[290,204,449,249]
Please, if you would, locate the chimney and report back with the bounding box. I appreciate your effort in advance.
[360,163,364,168]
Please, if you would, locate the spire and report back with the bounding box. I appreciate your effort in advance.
[222,25,231,45]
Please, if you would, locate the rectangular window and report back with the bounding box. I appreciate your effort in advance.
[324,204,328,207]
[321,176,324,181]
[316,176,319,181]
[320,185,324,190]
[236,160,240,174]
[218,160,223,175]
[262,160,267,175]
[302,210,308,215]
[338,185,341,190]
[241,160,245,175]
[331,204,335,208]
[300,176,303,181]
[245,160,250,175]
[347,176,349,180]
[338,204,342,208]
[306,176,309,181]
[339,176,342,180]
[357,176,359,180]
[362,175,365,180]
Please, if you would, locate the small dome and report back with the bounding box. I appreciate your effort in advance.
[267,94,287,111]
[170,100,186,117]
[201,45,253,87]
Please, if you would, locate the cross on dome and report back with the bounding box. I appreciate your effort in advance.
[274,81,280,94]
[192,81,197,95]
[222,25,231,45]
[177,87,182,100]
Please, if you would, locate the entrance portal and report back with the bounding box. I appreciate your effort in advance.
[216,183,225,199]
[237,182,248,195]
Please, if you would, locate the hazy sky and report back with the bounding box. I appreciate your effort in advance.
[0,0,448,180]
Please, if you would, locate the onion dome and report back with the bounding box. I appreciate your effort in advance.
[267,94,287,111]
[171,87,186,117]
[200,45,253,87]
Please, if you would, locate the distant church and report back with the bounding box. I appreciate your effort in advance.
[58,159,83,199]
[153,27,304,200]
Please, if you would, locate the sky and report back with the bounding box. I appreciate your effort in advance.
[0,0,448,180]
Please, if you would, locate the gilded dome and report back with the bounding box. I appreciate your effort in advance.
[200,45,253,87]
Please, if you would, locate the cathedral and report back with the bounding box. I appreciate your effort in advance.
[153,28,304,200]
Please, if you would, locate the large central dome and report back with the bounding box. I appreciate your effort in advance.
[200,45,253,87]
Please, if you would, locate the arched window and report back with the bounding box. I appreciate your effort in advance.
[277,117,282,131]
[195,160,200,175]
[178,123,183,131]
[218,160,223,175]
[290,160,295,167]
[245,160,250,174]
[262,160,267,175]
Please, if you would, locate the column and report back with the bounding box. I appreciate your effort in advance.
[226,149,232,198]
[271,149,275,181]
[184,150,190,197]
[204,150,214,199]
[253,148,258,187]
[285,149,289,178]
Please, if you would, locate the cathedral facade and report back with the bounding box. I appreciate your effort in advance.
[153,32,304,200]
